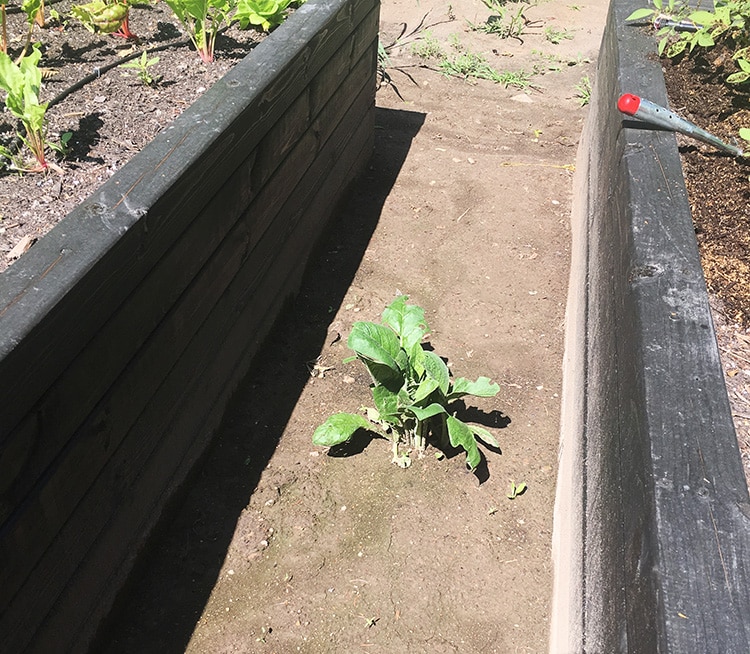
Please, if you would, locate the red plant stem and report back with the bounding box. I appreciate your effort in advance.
[1,5,7,54]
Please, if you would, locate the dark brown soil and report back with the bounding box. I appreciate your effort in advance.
[663,44,750,485]
[0,0,263,270]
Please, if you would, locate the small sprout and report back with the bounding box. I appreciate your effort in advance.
[488,506,498,515]
[507,481,527,499]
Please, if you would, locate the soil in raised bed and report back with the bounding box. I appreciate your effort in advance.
[0,0,264,271]
[662,44,750,486]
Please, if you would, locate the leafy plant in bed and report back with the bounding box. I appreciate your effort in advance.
[313,295,502,470]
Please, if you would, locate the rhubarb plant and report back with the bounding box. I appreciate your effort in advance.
[164,0,235,63]
[313,296,501,470]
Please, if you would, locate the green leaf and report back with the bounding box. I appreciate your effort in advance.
[422,350,450,396]
[313,413,371,447]
[409,403,447,421]
[625,7,655,21]
[348,321,402,372]
[696,31,714,48]
[413,376,440,404]
[470,424,499,449]
[727,71,750,84]
[372,385,401,424]
[447,376,500,401]
[689,10,716,25]
[381,295,429,352]
[739,127,750,142]
[446,415,481,470]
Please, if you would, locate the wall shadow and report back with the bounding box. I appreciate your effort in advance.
[93,106,426,654]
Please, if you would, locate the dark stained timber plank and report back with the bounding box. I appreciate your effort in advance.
[0,0,378,441]
[0,42,375,567]
[0,70,375,650]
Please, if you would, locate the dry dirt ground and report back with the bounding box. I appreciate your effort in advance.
[92,0,609,651]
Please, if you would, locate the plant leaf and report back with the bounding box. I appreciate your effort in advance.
[625,7,654,20]
[381,295,429,352]
[739,127,750,142]
[372,385,401,425]
[470,424,500,449]
[446,415,481,470]
[413,376,440,403]
[348,321,402,371]
[409,403,447,421]
[447,376,500,400]
[422,350,450,395]
[313,413,371,447]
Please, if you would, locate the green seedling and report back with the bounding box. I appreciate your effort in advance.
[411,32,445,59]
[544,26,574,43]
[728,47,750,84]
[0,47,62,173]
[575,75,591,106]
[164,0,235,62]
[313,295,502,471]
[120,50,160,85]
[233,0,298,31]
[440,50,531,88]
[507,481,527,499]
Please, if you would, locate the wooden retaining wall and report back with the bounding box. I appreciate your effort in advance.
[0,0,379,650]
[551,0,750,651]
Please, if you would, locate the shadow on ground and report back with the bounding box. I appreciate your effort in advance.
[93,107,425,653]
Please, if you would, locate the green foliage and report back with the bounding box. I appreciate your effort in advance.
[543,26,574,43]
[574,75,591,106]
[507,480,527,499]
[119,50,161,85]
[468,2,534,40]
[313,296,501,471]
[71,0,129,34]
[233,0,299,31]
[0,47,60,173]
[439,49,531,87]
[164,0,235,62]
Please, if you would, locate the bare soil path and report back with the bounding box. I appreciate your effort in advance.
[97,0,608,651]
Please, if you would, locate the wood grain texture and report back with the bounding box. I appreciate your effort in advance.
[553,0,750,651]
[0,0,378,650]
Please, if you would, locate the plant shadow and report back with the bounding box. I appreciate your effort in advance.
[93,106,426,654]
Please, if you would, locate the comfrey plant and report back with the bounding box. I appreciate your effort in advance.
[313,296,502,470]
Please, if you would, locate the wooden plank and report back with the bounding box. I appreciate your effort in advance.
[0,17,376,527]
[0,0,375,439]
[0,81,375,649]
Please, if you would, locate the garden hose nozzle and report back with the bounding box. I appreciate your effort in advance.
[617,93,744,157]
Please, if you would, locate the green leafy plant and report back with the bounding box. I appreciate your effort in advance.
[544,26,574,43]
[728,46,750,83]
[739,126,750,146]
[0,47,62,173]
[119,50,160,85]
[164,0,235,62]
[313,295,502,470]
[440,49,531,87]
[574,75,591,105]
[71,0,135,39]
[468,2,538,41]
[233,0,298,31]
[507,480,527,499]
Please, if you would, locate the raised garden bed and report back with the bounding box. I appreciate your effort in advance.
[0,0,379,650]
[551,0,750,650]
